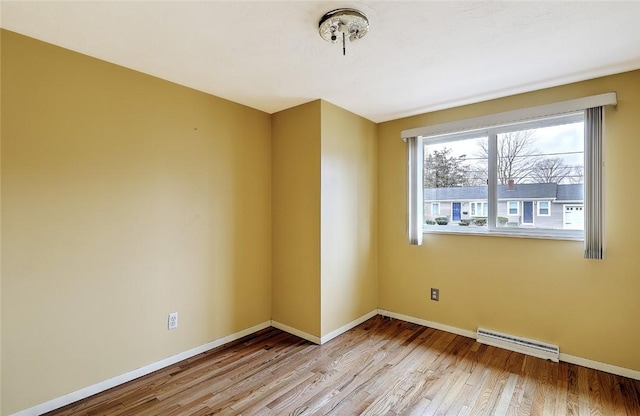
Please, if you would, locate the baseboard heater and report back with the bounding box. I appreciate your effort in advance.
[477,328,560,362]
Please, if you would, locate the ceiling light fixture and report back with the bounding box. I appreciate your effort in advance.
[318,8,369,56]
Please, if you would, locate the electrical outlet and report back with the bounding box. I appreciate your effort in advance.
[168,312,178,330]
[430,288,440,301]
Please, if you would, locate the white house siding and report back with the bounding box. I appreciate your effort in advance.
[426,200,577,230]
[424,184,583,227]
[425,201,474,222]
[536,202,564,229]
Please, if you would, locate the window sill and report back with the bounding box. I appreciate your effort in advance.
[422,226,584,241]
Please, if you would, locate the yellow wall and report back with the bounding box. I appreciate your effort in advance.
[1,30,272,414]
[0,29,3,414]
[320,101,377,336]
[3,25,640,416]
[378,70,640,372]
[271,100,378,339]
[271,101,322,337]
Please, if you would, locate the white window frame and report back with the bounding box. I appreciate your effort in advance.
[537,201,551,216]
[507,201,519,216]
[403,93,616,244]
[470,201,488,217]
[431,202,440,216]
[422,114,580,236]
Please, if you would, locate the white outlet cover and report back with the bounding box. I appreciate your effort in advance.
[168,312,178,330]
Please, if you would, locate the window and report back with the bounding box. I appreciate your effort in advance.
[538,201,551,216]
[431,202,440,215]
[470,202,488,217]
[422,113,583,236]
[405,93,615,254]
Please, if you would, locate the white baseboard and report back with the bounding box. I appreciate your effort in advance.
[271,320,321,344]
[377,309,477,339]
[12,312,640,415]
[378,309,640,381]
[10,321,272,416]
[560,353,640,381]
[271,310,379,345]
[320,309,379,344]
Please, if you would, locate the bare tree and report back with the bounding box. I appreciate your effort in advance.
[476,130,541,184]
[531,157,572,183]
[568,165,584,184]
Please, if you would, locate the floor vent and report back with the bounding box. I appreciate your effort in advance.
[477,328,559,362]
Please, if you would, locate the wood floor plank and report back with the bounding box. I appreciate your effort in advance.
[448,371,488,416]
[44,316,640,416]
[553,361,571,416]
[587,367,604,416]
[529,358,550,416]
[421,368,471,415]
[492,373,519,416]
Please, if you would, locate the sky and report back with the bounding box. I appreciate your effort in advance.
[424,121,584,176]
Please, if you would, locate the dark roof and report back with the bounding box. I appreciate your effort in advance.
[425,183,583,202]
[556,183,584,201]
[426,186,487,201]
[498,183,558,199]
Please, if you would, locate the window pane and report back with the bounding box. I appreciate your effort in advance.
[496,122,584,230]
[424,136,488,229]
[539,201,550,215]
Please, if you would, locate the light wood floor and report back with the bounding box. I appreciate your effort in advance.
[46,315,640,415]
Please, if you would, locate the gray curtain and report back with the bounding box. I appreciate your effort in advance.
[584,107,604,259]
[407,136,423,245]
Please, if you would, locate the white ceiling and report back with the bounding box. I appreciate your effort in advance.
[2,1,640,123]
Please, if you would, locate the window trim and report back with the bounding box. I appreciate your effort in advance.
[431,202,440,216]
[469,201,488,217]
[402,93,616,140]
[421,113,582,238]
[406,93,615,255]
[537,201,551,217]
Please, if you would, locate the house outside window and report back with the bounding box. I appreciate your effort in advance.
[431,202,440,216]
[508,201,519,215]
